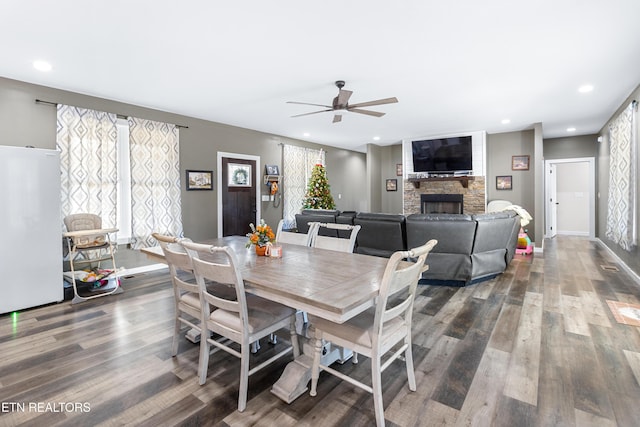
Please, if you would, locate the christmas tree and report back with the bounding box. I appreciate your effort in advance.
[302,163,336,209]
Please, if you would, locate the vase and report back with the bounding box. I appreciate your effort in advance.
[255,245,267,256]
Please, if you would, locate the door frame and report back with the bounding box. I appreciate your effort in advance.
[544,157,595,239]
[217,152,261,238]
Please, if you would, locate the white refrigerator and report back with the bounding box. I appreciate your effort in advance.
[0,145,63,314]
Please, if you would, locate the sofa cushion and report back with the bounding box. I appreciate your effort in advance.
[354,213,406,258]
[295,210,339,236]
[406,214,476,255]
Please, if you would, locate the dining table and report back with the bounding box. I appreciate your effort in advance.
[142,235,393,403]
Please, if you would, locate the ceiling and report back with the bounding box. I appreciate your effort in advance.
[2,1,640,152]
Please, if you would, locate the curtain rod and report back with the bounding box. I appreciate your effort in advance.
[35,99,189,129]
[278,142,328,152]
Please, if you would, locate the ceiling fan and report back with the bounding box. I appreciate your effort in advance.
[287,80,398,123]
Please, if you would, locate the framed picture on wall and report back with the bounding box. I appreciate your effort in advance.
[186,170,213,191]
[496,175,512,190]
[396,163,403,176]
[386,179,397,191]
[228,163,251,187]
[265,164,279,175]
[512,155,530,170]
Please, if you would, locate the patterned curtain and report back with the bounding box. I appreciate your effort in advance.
[606,101,637,250]
[128,117,183,248]
[57,104,118,229]
[282,145,325,229]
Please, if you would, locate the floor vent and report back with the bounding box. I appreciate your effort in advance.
[601,265,619,272]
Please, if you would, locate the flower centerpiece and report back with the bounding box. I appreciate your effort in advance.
[246,219,275,255]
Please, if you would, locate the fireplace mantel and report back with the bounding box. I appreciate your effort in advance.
[408,176,474,189]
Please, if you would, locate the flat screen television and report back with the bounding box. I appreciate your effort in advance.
[411,136,472,174]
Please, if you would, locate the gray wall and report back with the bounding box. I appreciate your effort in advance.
[596,84,640,278]
[366,143,382,212]
[0,77,367,241]
[544,134,599,159]
[380,144,403,213]
[486,130,537,241]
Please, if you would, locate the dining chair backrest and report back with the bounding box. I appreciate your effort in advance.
[309,222,361,253]
[180,241,249,341]
[373,239,438,342]
[275,219,314,246]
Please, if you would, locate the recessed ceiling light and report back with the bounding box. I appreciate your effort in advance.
[373,136,380,141]
[501,119,511,124]
[303,132,310,137]
[567,127,576,132]
[33,60,52,72]
[578,84,593,93]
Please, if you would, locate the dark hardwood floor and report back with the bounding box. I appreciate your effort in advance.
[2,236,640,426]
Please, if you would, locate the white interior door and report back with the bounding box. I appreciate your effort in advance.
[544,158,595,239]
[556,162,590,235]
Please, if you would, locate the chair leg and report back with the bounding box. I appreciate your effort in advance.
[310,332,323,397]
[251,340,260,353]
[238,340,250,412]
[371,355,386,427]
[405,339,416,391]
[353,352,359,364]
[198,332,210,385]
[171,315,181,357]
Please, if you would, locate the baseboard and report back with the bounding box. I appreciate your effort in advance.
[557,231,590,237]
[118,263,167,277]
[595,238,640,286]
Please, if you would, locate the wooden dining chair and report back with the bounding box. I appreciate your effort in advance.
[152,233,236,357]
[309,239,438,427]
[275,219,315,246]
[309,222,361,253]
[152,233,202,358]
[180,240,300,412]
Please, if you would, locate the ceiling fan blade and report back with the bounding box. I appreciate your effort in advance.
[336,89,353,106]
[348,108,385,117]
[291,109,333,118]
[348,97,398,109]
[333,114,342,123]
[287,101,333,108]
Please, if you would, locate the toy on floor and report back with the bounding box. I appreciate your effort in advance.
[516,228,533,255]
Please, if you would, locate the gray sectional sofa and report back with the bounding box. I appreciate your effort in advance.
[294,209,520,285]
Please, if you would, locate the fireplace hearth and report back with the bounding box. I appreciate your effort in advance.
[421,194,463,214]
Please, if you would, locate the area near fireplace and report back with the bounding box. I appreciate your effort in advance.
[421,194,464,214]
[403,176,486,215]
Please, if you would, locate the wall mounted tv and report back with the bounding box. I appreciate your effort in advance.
[411,136,473,175]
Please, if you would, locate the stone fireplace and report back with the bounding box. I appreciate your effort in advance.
[403,176,486,215]
[421,194,463,214]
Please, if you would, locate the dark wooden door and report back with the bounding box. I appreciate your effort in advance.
[222,157,257,236]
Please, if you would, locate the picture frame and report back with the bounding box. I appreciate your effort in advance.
[186,170,213,191]
[265,164,279,176]
[496,175,512,190]
[228,163,251,187]
[396,163,403,176]
[386,178,397,191]
[512,155,530,171]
